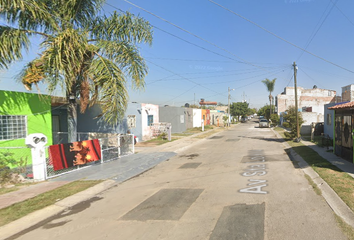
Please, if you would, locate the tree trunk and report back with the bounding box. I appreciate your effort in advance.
[269,94,272,115]
[67,83,77,143]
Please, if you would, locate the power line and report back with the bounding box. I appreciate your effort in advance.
[209,0,354,74]
[147,67,285,85]
[145,59,228,98]
[297,0,338,61]
[105,3,246,64]
[299,68,324,89]
[117,0,273,73]
[332,0,354,28]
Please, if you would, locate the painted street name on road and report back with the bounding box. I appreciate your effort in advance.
[239,156,268,194]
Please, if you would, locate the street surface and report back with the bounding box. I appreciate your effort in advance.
[11,119,346,240]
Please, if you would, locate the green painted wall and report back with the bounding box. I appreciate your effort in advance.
[0,90,52,166]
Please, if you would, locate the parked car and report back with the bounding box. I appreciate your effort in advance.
[314,122,324,136]
[241,117,248,123]
[259,119,269,128]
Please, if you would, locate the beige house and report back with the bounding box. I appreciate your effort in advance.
[276,86,338,134]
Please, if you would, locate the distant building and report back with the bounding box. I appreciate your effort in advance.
[276,86,337,134]
[341,84,354,102]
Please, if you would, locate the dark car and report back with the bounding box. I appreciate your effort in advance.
[240,117,248,123]
[314,122,324,136]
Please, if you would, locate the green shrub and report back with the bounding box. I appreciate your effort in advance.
[270,114,279,126]
[0,152,28,186]
[283,122,290,128]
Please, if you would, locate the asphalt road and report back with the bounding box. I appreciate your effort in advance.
[12,120,347,240]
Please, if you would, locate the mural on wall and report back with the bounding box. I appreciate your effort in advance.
[49,139,101,171]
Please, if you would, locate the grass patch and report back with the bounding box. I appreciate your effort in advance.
[335,214,354,240]
[0,182,39,196]
[185,125,214,133]
[275,127,354,213]
[0,180,102,227]
[304,173,322,195]
[276,127,354,235]
[0,186,20,195]
[138,137,178,146]
[193,127,225,139]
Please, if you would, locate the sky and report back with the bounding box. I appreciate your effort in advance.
[1,0,354,109]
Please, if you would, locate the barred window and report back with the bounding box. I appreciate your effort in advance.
[0,115,27,140]
[147,115,153,126]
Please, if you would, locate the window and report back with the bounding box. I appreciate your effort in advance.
[147,115,153,126]
[0,115,27,140]
[327,114,332,125]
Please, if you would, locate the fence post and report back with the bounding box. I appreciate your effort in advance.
[99,138,104,164]
[25,134,48,181]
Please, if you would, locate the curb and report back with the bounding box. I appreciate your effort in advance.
[272,128,354,228]
[0,180,116,240]
[0,125,236,239]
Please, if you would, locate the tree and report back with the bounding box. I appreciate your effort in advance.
[257,105,274,120]
[230,102,249,121]
[261,78,276,115]
[0,0,153,142]
[283,106,304,139]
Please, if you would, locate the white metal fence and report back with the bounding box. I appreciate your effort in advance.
[150,122,170,138]
[1,133,135,180]
[46,134,134,179]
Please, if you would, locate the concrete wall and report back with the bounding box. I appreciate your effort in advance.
[141,103,159,140]
[159,106,186,133]
[324,103,335,139]
[210,110,226,126]
[0,90,52,166]
[52,102,158,142]
[125,103,143,141]
[277,87,336,115]
[342,84,354,102]
[185,108,193,129]
[301,112,324,125]
[193,109,202,127]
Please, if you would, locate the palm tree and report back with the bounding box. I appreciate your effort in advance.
[0,0,153,142]
[261,78,276,116]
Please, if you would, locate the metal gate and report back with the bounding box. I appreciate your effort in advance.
[46,134,134,179]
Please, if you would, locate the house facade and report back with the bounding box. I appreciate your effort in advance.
[193,109,202,128]
[159,106,186,134]
[276,86,337,134]
[328,101,354,163]
[52,100,159,142]
[0,90,52,166]
[210,110,226,126]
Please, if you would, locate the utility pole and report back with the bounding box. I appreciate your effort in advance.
[293,62,300,141]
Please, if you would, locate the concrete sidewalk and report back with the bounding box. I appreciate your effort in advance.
[0,127,224,210]
[2,125,354,239]
[272,129,354,229]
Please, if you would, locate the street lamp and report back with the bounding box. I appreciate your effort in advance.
[228,87,235,127]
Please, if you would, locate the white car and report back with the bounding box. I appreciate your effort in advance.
[259,119,269,128]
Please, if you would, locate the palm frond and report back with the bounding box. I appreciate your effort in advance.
[17,58,45,90]
[0,26,29,69]
[41,28,91,91]
[97,40,147,89]
[89,56,128,125]
[91,11,153,45]
[42,0,104,28]
[262,78,276,93]
[0,0,58,32]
